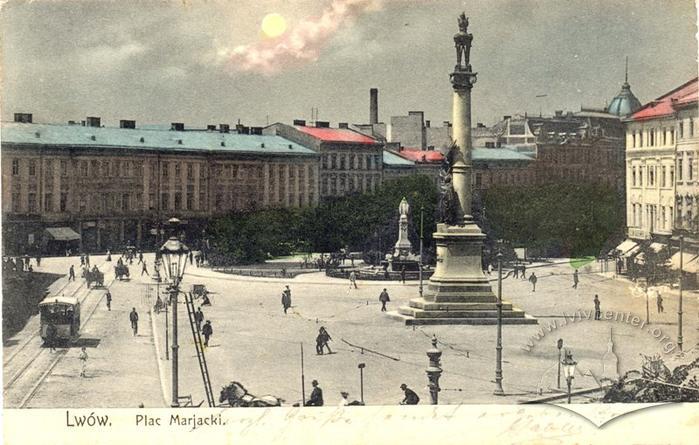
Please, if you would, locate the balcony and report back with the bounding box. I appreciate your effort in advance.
[627,227,650,239]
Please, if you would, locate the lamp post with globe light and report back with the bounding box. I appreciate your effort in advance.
[159,236,190,407]
[561,350,577,404]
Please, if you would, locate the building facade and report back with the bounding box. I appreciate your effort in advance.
[622,77,699,283]
[264,121,384,199]
[1,118,319,253]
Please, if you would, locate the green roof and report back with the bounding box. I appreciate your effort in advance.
[1,122,317,157]
[472,148,534,161]
[382,150,414,167]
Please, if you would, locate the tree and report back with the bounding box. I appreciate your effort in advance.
[632,244,673,286]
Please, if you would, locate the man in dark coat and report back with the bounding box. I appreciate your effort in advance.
[281,286,292,314]
[657,292,664,313]
[306,380,324,406]
[572,269,579,289]
[202,320,213,347]
[400,384,419,405]
[379,288,391,312]
[130,307,139,335]
[593,295,601,320]
[529,272,537,292]
[195,307,204,331]
[45,322,57,352]
[105,290,112,311]
[316,327,332,355]
[69,265,76,281]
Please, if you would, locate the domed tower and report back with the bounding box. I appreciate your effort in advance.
[607,57,642,117]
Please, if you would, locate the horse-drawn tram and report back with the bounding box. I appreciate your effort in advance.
[39,295,81,344]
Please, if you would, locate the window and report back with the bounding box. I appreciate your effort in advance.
[187,163,193,179]
[28,160,36,176]
[80,161,88,177]
[690,119,695,137]
[662,166,666,187]
[161,193,169,211]
[639,131,643,147]
[679,122,684,139]
[639,167,643,186]
[632,167,636,186]
[649,167,654,186]
[60,193,68,212]
[12,159,19,175]
[174,192,182,210]
[186,193,193,210]
[60,160,68,177]
[122,193,129,211]
[689,157,694,180]
[91,160,98,177]
[678,158,684,181]
[12,193,20,212]
[175,163,181,178]
[148,193,156,210]
[199,192,206,210]
[28,193,37,213]
[475,173,482,187]
[670,166,675,184]
[162,162,169,178]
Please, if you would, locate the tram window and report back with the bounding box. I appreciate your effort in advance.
[41,305,75,324]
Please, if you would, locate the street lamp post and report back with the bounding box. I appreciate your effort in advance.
[159,236,190,408]
[358,363,366,404]
[561,350,577,404]
[494,251,504,396]
[556,338,563,389]
[678,235,684,352]
[426,335,442,405]
[419,206,424,299]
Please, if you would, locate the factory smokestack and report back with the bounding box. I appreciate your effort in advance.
[370,88,378,124]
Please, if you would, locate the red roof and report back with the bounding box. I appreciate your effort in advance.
[629,77,698,121]
[296,126,377,144]
[394,148,444,163]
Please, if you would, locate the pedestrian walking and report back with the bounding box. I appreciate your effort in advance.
[68,265,76,281]
[316,327,332,355]
[138,251,144,264]
[487,263,493,275]
[78,347,88,377]
[202,320,213,347]
[379,288,391,312]
[400,266,406,284]
[80,254,85,267]
[399,383,419,405]
[105,290,112,311]
[348,270,358,289]
[195,307,204,331]
[513,265,519,279]
[339,391,350,407]
[189,251,194,265]
[521,264,527,280]
[305,380,324,406]
[529,272,537,292]
[130,307,139,335]
[85,254,90,268]
[45,322,57,352]
[656,292,664,313]
[36,255,41,267]
[106,250,112,262]
[281,286,292,314]
[572,269,579,289]
[141,260,149,276]
[594,295,601,320]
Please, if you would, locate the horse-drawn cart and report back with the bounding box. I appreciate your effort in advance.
[114,263,130,280]
[82,267,104,288]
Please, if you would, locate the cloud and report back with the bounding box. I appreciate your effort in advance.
[224,0,385,75]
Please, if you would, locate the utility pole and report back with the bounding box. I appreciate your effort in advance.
[419,206,424,298]
[300,343,306,406]
[678,235,684,351]
[494,250,504,396]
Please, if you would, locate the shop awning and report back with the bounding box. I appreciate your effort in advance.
[612,239,638,256]
[670,252,699,273]
[635,242,668,264]
[45,227,81,241]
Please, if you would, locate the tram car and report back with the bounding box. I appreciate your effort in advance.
[39,295,81,344]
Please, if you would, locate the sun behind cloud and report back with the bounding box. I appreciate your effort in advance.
[261,13,287,38]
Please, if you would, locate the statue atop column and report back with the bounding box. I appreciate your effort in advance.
[393,197,413,258]
[438,144,461,225]
[454,12,473,71]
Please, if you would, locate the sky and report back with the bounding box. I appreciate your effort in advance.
[1,0,697,129]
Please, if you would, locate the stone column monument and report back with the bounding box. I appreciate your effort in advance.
[391,14,535,325]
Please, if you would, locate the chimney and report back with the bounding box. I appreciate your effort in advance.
[119,120,136,129]
[235,123,244,133]
[13,113,33,123]
[338,122,349,129]
[219,124,230,133]
[555,110,563,117]
[293,119,306,126]
[370,88,378,124]
[315,121,330,128]
[477,123,485,128]
[86,116,101,127]
[425,120,431,128]
[250,127,263,135]
[171,122,184,131]
[207,125,216,131]
[503,115,511,121]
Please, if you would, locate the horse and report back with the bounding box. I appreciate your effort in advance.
[218,381,283,407]
[82,267,104,288]
[114,263,130,280]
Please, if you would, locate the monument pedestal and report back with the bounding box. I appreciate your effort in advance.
[390,223,536,325]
